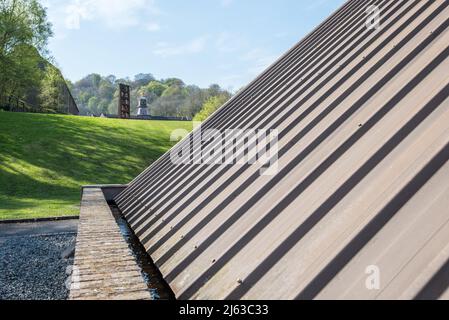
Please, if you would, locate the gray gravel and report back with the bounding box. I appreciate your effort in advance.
[0,233,76,300]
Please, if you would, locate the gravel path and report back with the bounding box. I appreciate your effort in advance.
[0,233,76,300]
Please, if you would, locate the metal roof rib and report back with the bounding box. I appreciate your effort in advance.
[115,0,449,300]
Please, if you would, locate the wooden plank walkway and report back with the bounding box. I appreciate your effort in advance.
[69,188,151,300]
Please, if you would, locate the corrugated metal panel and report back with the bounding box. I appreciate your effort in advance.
[115,0,449,300]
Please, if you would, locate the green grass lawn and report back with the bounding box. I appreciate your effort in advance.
[0,111,192,220]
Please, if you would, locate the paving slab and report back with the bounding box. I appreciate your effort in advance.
[0,219,78,238]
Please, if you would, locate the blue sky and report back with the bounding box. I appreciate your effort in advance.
[42,0,345,91]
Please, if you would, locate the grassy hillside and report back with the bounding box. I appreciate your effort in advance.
[0,111,192,220]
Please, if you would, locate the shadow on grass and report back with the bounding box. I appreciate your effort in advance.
[0,165,80,219]
[0,113,191,218]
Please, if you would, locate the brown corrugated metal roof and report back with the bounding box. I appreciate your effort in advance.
[115,0,449,300]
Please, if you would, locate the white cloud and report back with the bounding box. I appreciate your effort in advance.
[44,0,160,32]
[64,2,90,29]
[153,36,208,57]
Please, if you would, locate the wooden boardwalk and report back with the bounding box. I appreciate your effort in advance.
[69,188,151,300]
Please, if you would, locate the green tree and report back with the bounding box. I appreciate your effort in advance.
[0,0,52,54]
[207,84,222,96]
[133,73,155,87]
[143,81,167,97]
[194,94,231,122]
[39,65,65,113]
[87,96,99,114]
[98,79,114,101]
[162,78,185,88]
[180,85,205,118]
[90,74,101,89]
[108,97,118,114]
[98,99,109,114]
[107,89,119,114]
[0,0,53,105]
[78,91,91,105]
[1,45,42,107]
[161,84,187,98]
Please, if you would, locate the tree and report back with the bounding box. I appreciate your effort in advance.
[161,84,186,98]
[98,79,114,101]
[0,0,53,106]
[133,73,155,87]
[90,74,101,89]
[194,94,231,122]
[108,94,119,114]
[208,84,222,96]
[87,96,99,114]
[105,74,116,84]
[39,65,65,113]
[180,85,204,118]
[78,91,91,105]
[1,45,41,107]
[145,81,167,97]
[0,0,52,55]
[162,78,185,88]
[65,79,74,91]
[98,99,109,114]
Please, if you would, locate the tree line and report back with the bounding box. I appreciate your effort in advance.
[0,0,71,114]
[71,73,232,119]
